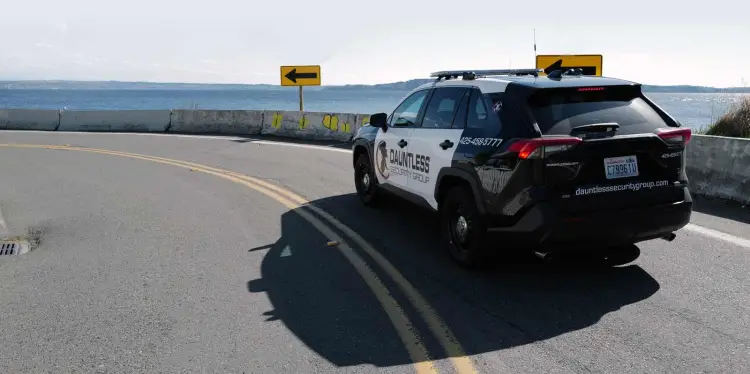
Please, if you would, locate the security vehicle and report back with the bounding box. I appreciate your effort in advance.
[351,68,693,268]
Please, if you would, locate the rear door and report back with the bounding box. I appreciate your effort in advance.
[523,84,690,212]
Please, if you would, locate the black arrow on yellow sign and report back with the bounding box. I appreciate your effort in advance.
[544,59,597,76]
[285,68,318,83]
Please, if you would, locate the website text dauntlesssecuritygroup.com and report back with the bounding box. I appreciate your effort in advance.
[575,180,670,196]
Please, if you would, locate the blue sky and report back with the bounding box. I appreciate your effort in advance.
[1,0,748,87]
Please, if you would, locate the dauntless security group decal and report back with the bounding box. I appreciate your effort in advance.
[375,140,431,184]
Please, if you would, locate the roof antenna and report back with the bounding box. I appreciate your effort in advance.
[533,29,539,79]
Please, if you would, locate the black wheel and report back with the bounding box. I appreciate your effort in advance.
[600,244,641,267]
[354,153,380,206]
[439,185,489,268]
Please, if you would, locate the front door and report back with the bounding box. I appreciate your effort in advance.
[407,86,470,209]
[373,89,430,192]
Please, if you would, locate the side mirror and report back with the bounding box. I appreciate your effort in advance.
[370,112,387,131]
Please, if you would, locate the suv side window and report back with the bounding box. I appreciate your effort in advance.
[420,87,468,129]
[389,90,429,127]
[466,89,502,133]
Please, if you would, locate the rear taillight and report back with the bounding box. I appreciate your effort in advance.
[656,128,692,145]
[508,137,583,159]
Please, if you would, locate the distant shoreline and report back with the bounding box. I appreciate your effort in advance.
[2,79,749,94]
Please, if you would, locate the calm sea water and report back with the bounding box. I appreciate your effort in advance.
[1,88,746,130]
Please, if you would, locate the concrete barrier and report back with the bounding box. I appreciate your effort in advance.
[0,109,59,130]
[686,134,750,204]
[59,110,171,132]
[168,110,263,135]
[261,110,302,137]
[261,110,356,141]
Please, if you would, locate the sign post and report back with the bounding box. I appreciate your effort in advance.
[535,55,603,76]
[280,65,322,112]
[298,86,304,111]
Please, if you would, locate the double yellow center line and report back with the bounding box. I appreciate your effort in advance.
[0,143,478,374]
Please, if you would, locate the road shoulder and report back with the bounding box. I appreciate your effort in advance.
[689,194,750,241]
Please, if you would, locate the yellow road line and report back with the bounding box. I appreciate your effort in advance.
[1,143,438,374]
[99,150,479,374]
[1,143,480,374]
[231,175,478,374]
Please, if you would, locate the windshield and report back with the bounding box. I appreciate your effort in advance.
[528,86,672,135]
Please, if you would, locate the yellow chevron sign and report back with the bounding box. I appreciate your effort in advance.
[536,55,603,76]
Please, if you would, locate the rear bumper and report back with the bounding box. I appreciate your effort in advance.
[487,189,693,250]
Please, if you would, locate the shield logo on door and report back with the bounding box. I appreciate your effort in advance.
[375,140,390,180]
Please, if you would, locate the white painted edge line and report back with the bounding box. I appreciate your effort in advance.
[684,223,750,248]
[0,130,353,153]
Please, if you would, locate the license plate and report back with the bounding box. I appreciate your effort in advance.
[604,155,639,180]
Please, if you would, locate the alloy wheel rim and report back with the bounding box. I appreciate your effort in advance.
[450,205,471,252]
[362,172,370,191]
[358,165,371,193]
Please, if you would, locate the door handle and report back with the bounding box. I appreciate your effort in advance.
[398,139,408,148]
[439,140,454,150]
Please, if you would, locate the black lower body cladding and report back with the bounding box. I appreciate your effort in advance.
[485,187,693,250]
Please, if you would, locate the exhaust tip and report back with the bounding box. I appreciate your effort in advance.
[662,233,677,242]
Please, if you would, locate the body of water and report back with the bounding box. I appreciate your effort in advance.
[1,88,746,130]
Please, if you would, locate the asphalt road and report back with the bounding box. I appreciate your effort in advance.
[0,131,748,374]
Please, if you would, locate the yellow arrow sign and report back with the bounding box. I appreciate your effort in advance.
[280,65,321,86]
[536,55,603,76]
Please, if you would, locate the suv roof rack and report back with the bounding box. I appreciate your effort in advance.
[430,68,542,82]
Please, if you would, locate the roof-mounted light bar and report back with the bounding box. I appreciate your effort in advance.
[430,68,542,81]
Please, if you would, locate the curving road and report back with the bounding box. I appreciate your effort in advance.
[0,131,748,374]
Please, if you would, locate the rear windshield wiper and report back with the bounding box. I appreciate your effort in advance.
[570,123,620,139]
[571,123,620,132]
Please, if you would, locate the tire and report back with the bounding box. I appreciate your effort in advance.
[439,185,489,268]
[354,153,380,206]
[600,244,641,267]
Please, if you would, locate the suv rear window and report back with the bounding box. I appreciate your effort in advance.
[527,85,672,135]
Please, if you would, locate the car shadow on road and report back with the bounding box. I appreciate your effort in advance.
[246,192,661,369]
